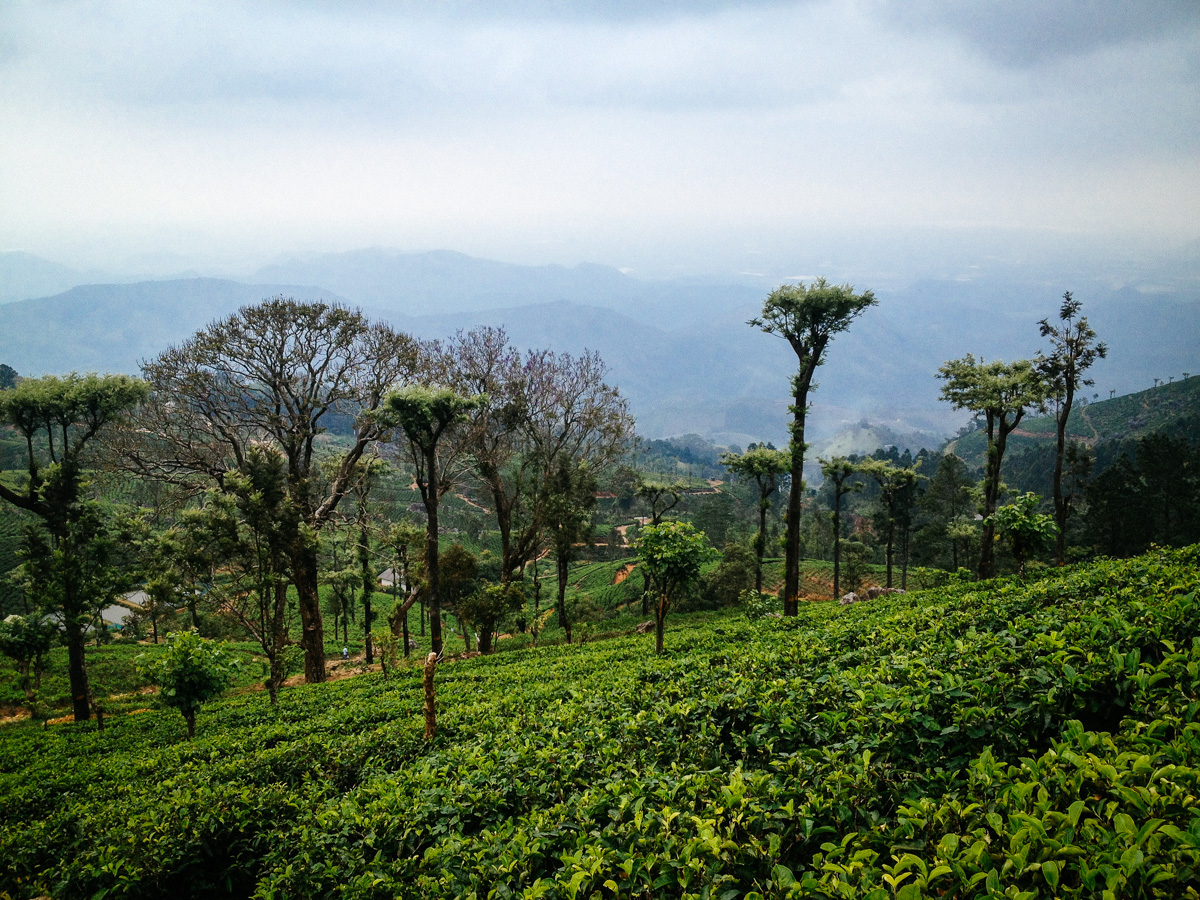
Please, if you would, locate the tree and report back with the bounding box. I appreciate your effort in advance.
[137,629,239,738]
[636,520,715,654]
[438,543,479,652]
[384,521,425,658]
[0,372,148,721]
[917,453,976,570]
[116,298,417,684]
[857,459,921,589]
[458,581,524,654]
[204,444,302,704]
[384,383,483,656]
[819,457,863,599]
[0,613,55,715]
[988,493,1058,576]
[938,355,1049,579]
[634,478,688,614]
[750,278,876,615]
[0,363,17,390]
[542,458,597,644]
[723,448,790,594]
[1036,292,1107,565]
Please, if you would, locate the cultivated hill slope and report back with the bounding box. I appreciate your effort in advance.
[2,547,1199,898]
[948,376,1200,470]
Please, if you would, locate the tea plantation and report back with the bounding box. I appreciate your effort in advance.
[2,547,1200,899]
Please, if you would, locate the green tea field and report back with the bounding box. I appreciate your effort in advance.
[2,547,1199,899]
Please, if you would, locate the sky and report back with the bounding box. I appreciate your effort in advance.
[2,0,1198,279]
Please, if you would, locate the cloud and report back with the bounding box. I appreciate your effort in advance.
[873,0,1200,68]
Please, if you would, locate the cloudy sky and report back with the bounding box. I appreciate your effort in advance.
[2,0,1198,278]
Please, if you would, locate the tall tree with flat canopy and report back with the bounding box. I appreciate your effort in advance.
[0,372,148,721]
[383,382,483,656]
[721,447,790,594]
[112,298,417,683]
[750,278,876,615]
[939,355,1049,580]
[819,456,862,599]
[1036,292,1107,565]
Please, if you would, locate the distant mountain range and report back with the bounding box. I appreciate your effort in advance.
[1,248,1197,453]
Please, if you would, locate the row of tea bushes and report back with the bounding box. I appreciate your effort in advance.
[0,547,1197,898]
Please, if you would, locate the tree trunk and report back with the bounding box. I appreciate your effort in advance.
[783,366,816,616]
[1052,385,1073,566]
[184,709,196,739]
[755,498,768,595]
[65,617,91,722]
[655,592,667,655]
[424,448,444,656]
[478,623,494,654]
[422,652,438,739]
[556,550,572,643]
[831,497,842,600]
[291,542,327,683]
[267,580,289,705]
[885,519,895,588]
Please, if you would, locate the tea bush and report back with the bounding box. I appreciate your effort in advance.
[1,547,1198,898]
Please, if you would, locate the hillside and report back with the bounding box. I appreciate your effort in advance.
[2,547,1199,898]
[3,251,1199,450]
[947,376,1200,470]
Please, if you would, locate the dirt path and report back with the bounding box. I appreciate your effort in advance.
[613,563,637,584]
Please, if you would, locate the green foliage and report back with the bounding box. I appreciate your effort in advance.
[988,492,1059,575]
[702,542,756,608]
[2,547,1200,898]
[136,630,239,737]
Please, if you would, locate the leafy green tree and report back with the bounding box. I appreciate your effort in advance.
[458,581,524,654]
[701,542,756,607]
[384,521,425,657]
[723,447,790,594]
[207,444,304,704]
[819,456,863,599]
[636,519,716,654]
[385,383,484,655]
[0,364,17,390]
[856,459,921,588]
[634,478,688,615]
[543,458,597,644]
[917,453,976,570]
[939,355,1049,579]
[1037,292,1107,565]
[137,630,239,738]
[988,493,1058,576]
[0,613,54,714]
[438,543,479,652]
[0,372,148,721]
[119,298,417,684]
[750,278,876,615]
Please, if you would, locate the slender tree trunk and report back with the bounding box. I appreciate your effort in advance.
[1052,391,1071,566]
[422,652,438,739]
[756,498,768,594]
[978,415,1014,581]
[784,366,816,616]
[360,525,374,664]
[267,580,289,705]
[292,542,327,683]
[478,623,494,654]
[184,709,196,739]
[65,617,91,722]
[424,448,444,656]
[655,591,667,654]
[831,497,842,599]
[885,518,895,588]
[556,550,572,644]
